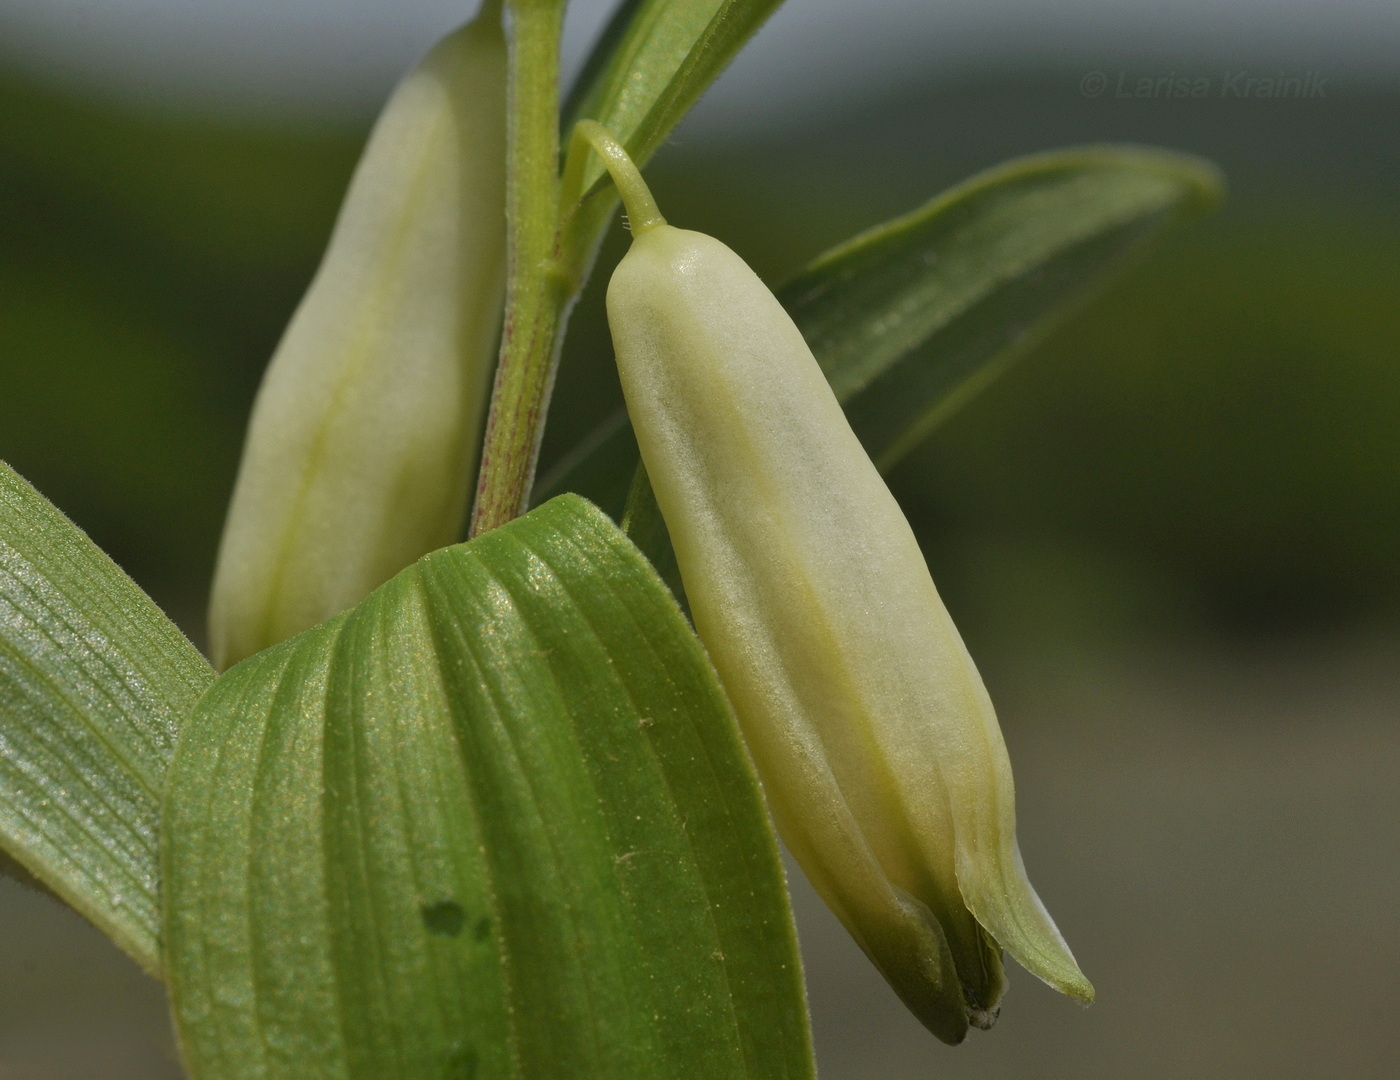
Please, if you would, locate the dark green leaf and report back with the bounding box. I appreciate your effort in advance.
[532,407,636,522]
[538,146,1222,511]
[619,454,685,612]
[164,494,814,1080]
[0,461,214,975]
[789,145,1222,467]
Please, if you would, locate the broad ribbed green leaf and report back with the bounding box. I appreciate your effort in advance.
[164,494,813,1080]
[0,461,214,975]
[537,146,1221,516]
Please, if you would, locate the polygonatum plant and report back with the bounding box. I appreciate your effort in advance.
[0,0,1220,1076]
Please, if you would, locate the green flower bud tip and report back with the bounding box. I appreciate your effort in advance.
[208,5,506,671]
[581,122,1094,1045]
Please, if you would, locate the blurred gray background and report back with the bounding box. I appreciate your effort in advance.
[1,0,1398,1077]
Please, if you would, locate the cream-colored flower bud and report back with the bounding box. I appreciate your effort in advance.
[208,5,506,671]
[583,122,1093,1044]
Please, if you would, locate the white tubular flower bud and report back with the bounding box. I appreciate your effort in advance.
[585,122,1093,1044]
[208,6,506,671]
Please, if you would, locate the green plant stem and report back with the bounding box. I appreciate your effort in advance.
[470,0,568,537]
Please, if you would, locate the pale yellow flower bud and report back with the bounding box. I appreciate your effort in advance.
[208,7,506,670]
[588,122,1093,1044]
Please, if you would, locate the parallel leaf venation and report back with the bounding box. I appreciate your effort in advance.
[0,462,213,975]
[165,495,814,1080]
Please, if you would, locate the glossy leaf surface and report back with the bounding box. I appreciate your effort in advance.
[0,461,213,974]
[164,494,813,1080]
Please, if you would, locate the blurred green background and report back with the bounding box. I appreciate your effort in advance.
[1,7,1399,1078]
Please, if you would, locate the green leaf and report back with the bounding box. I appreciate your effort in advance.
[563,0,784,196]
[561,0,649,130]
[538,146,1222,510]
[164,494,814,1080]
[0,461,214,975]
[788,145,1222,468]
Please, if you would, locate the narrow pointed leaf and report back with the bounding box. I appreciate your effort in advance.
[566,0,783,173]
[789,146,1222,468]
[615,0,785,173]
[0,461,214,975]
[164,494,814,1080]
[561,0,784,263]
[537,146,1221,512]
